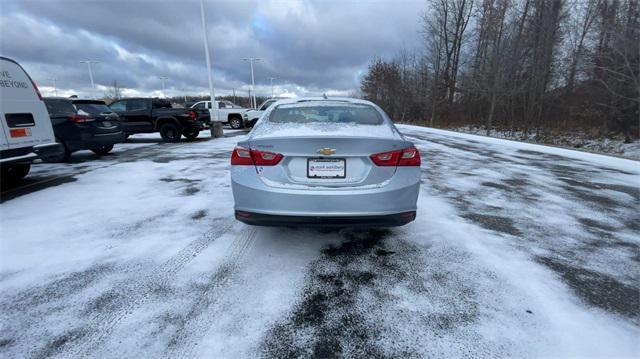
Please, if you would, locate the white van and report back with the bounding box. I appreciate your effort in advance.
[0,56,61,182]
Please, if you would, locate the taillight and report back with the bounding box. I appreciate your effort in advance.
[230,146,283,166]
[30,79,43,101]
[370,150,402,166]
[251,150,283,166]
[370,147,421,167]
[68,114,95,123]
[231,146,253,165]
[189,110,197,120]
[398,147,421,166]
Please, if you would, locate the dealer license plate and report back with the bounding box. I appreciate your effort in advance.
[307,158,346,178]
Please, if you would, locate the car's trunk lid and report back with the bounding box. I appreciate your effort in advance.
[246,135,413,189]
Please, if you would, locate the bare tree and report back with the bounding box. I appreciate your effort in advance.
[565,0,601,92]
[104,80,122,101]
[359,0,638,141]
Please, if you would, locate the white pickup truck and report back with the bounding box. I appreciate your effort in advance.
[190,100,248,129]
[242,98,278,128]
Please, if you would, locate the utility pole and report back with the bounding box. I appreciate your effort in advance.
[232,88,236,104]
[199,0,222,138]
[181,88,187,106]
[80,60,99,99]
[48,77,58,97]
[159,76,168,97]
[268,77,277,98]
[241,57,261,108]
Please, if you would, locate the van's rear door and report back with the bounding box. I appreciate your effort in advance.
[0,57,55,150]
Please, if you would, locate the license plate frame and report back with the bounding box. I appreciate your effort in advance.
[307,158,346,179]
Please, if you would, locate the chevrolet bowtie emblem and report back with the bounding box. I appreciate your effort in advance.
[318,148,336,155]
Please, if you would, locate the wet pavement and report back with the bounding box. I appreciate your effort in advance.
[1,126,638,358]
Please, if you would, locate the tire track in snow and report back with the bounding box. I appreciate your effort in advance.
[161,226,258,359]
[53,218,236,359]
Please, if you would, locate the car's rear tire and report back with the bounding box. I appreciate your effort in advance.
[229,116,243,129]
[90,144,114,155]
[44,139,71,163]
[183,130,199,140]
[160,123,182,143]
[0,163,30,183]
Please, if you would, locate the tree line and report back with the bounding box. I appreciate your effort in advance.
[361,0,639,141]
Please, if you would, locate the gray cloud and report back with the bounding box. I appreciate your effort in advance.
[1,0,424,99]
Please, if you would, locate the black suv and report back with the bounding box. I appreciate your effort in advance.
[43,98,125,162]
[108,98,209,142]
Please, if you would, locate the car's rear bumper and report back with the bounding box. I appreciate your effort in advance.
[0,142,64,164]
[235,210,416,227]
[65,131,125,150]
[231,166,420,224]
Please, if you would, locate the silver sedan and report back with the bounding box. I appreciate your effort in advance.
[230,97,421,227]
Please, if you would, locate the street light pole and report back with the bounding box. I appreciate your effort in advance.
[199,0,222,138]
[241,57,261,108]
[80,60,99,99]
[268,77,277,98]
[159,76,168,97]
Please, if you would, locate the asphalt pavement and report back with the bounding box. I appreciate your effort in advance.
[1,126,638,358]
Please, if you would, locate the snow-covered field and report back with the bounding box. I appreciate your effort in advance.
[0,125,638,358]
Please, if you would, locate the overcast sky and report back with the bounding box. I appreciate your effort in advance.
[0,0,425,100]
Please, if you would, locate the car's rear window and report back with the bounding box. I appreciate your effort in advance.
[44,99,76,115]
[268,103,383,125]
[74,102,112,115]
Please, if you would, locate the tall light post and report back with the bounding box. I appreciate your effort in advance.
[159,76,168,97]
[80,60,99,99]
[48,77,58,97]
[199,0,222,138]
[268,77,277,98]
[241,57,261,108]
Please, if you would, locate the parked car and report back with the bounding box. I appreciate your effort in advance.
[0,56,62,182]
[230,97,421,227]
[43,98,124,161]
[243,98,278,127]
[108,98,209,142]
[191,100,248,129]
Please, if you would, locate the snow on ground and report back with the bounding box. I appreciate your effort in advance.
[0,125,638,358]
[444,124,640,160]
